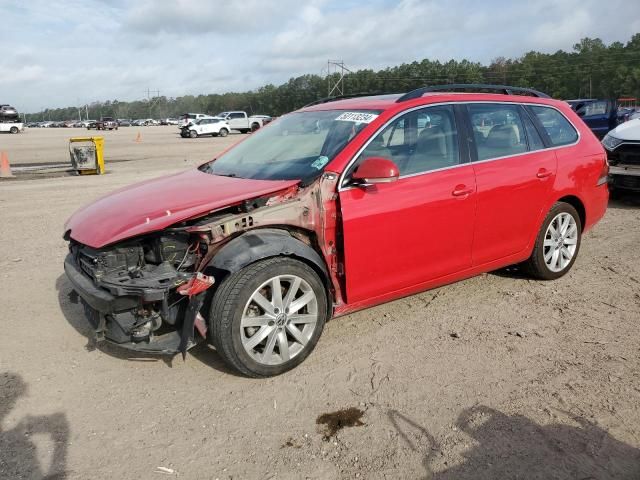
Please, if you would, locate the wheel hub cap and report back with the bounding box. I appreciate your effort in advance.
[275,313,287,327]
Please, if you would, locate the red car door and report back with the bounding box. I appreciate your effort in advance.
[467,103,557,265]
[338,105,477,304]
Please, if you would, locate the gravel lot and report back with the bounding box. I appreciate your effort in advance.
[1,128,639,479]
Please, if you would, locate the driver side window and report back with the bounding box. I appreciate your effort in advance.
[350,105,460,178]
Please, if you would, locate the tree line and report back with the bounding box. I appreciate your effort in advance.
[29,34,640,121]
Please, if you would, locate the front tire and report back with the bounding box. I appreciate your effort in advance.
[189,129,198,138]
[209,257,328,377]
[9,126,18,134]
[524,202,582,280]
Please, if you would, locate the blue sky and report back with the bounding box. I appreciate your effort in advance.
[2,0,639,112]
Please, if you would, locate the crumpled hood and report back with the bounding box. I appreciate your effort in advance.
[65,168,299,248]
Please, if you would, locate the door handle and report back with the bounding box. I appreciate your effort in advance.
[452,185,474,197]
[536,169,553,179]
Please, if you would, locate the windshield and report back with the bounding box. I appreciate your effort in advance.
[201,109,380,181]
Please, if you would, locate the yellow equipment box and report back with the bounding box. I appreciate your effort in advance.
[69,137,105,175]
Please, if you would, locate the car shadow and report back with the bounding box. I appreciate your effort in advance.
[0,372,70,479]
[488,264,530,279]
[388,406,640,479]
[55,273,242,377]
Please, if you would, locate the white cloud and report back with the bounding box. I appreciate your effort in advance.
[0,0,639,112]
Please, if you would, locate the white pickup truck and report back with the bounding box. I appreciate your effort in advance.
[216,111,269,133]
[0,122,24,134]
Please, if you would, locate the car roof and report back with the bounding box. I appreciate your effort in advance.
[301,92,561,113]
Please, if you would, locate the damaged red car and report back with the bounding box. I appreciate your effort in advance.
[64,84,609,377]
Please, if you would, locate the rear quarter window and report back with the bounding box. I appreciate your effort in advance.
[530,106,578,147]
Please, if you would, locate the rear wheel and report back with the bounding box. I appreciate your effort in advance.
[189,129,198,138]
[250,122,260,132]
[524,202,582,280]
[218,128,228,137]
[209,257,328,377]
[9,126,18,134]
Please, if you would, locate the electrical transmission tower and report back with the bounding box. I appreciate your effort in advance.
[144,88,161,117]
[327,60,353,97]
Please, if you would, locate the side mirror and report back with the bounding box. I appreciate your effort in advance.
[352,157,400,185]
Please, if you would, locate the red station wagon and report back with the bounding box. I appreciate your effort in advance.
[64,84,609,377]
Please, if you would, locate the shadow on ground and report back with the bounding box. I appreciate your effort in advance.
[608,190,640,210]
[389,406,640,479]
[54,273,241,377]
[0,372,69,479]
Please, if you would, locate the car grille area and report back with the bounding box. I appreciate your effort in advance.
[608,143,640,167]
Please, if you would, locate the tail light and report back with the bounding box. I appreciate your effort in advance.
[596,154,609,186]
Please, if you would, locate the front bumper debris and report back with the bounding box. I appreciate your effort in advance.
[64,253,213,356]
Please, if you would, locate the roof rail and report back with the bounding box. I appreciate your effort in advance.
[396,84,550,102]
[303,92,384,108]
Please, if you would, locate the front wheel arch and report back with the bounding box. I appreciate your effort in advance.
[206,229,332,315]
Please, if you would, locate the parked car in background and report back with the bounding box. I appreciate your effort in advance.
[216,111,267,133]
[0,122,24,133]
[179,117,230,138]
[95,117,118,130]
[0,104,20,122]
[567,99,619,139]
[180,113,214,127]
[63,84,608,377]
[603,118,640,192]
[118,119,132,127]
[160,118,180,126]
[251,114,273,125]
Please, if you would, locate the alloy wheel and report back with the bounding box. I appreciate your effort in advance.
[240,274,318,366]
[543,212,578,272]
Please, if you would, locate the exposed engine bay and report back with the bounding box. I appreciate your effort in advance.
[63,173,342,357]
[66,232,210,354]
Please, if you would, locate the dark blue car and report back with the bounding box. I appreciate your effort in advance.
[567,99,619,139]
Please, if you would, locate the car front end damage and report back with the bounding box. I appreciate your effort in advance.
[63,172,343,357]
[603,128,640,191]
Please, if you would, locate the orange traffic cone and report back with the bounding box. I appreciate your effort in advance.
[0,151,14,178]
[134,132,142,143]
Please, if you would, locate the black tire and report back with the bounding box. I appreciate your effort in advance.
[218,128,228,138]
[209,257,328,377]
[250,122,260,132]
[189,129,198,138]
[9,126,18,134]
[523,202,582,280]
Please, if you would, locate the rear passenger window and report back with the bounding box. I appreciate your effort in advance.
[522,113,545,151]
[468,104,527,160]
[529,106,578,146]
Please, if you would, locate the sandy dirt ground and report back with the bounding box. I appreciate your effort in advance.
[1,128,639,479]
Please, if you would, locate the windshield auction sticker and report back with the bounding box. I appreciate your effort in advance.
[335,112,379,123]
